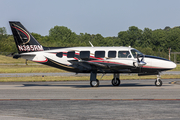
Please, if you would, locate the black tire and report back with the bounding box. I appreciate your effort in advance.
[112,78,120,86]
[90,79,99,87]
[155,79,163,86]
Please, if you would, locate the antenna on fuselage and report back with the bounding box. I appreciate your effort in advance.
[89,41,94,47]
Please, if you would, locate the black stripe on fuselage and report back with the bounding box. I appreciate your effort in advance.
[145,55,170,61]
[43,47,70,50]
[41,58,81,73]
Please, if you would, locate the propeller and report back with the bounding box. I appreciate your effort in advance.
[137,54,146,67]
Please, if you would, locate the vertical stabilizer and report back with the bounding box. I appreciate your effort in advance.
[9,21,44,53]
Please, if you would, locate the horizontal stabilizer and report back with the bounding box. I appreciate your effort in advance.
[6,52,16,57]
[13,54,36,59]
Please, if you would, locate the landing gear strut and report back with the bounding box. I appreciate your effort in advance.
[90,70,99,87]
[112,73,121,86]
[155,75,162,86]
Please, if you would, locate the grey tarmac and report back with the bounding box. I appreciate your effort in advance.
[0,71,179,77]
[0,79,180,99]
[0,79,180,120]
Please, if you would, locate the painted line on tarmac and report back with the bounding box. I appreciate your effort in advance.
[169,81,177,84]
[0,99,180,101]
[170,81,180,85]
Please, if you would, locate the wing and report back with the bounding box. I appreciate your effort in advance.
[69,59,132,73]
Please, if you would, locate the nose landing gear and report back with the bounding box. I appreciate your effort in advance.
[155,75,162,86]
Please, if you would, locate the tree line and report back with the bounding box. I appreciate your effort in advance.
[0,25,180,61]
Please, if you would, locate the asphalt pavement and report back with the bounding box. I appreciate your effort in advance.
[0,79,180,120]
[0,71,179,77]
[0,100,179,120]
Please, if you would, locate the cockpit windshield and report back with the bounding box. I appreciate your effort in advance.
[131,49,143,58]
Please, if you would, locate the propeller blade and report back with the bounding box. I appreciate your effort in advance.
[141,54,144,62]
[137,54,140,62]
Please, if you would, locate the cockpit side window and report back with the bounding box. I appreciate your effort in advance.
[131,49,143,58]
[118,51,131,58]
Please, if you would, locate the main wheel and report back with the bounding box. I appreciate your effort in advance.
[90,79,99,87]
[155,79,162,86]
[112,78,120,86]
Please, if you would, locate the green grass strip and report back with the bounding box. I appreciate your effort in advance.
[0,65,66,73]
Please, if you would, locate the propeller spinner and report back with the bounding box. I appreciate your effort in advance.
[137,54,146,67]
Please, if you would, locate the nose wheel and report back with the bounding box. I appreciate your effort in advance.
[155,78,162,86]
[155,74,162,86]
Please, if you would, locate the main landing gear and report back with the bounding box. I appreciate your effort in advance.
[90,79,99,87]
[155,75,163,86]
[89,71,121,87]
[90,71,99,87]
[111,73,121,86]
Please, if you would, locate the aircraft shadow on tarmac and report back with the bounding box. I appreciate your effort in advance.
[22,83,166,88]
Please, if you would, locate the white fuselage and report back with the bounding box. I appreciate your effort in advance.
[20,46,176,73]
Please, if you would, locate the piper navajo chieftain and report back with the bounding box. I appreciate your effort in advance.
[9,21,176,87]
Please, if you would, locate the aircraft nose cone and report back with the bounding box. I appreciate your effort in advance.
[171,62,177,69]
[162,61,176,70]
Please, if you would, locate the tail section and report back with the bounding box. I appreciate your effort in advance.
[9,21,44,53]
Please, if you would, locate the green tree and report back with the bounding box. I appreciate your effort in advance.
[0,27,7,35]
[76,33,92,46]
[94,34,104,46]
[49,26,77,47]
[127,26,142,47]
[151,29,166,51]
[118,26,142,47]
[118,31,129,46]
[139,28,153,48]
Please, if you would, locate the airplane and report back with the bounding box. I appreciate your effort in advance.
[9,21,177,87]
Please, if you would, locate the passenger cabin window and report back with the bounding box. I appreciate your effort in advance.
[108,51,116,58]
[80,51,90,59]
[118,51,131,58]
[56,52,63,58]
[95,51,105,58]
[67,51,75,58]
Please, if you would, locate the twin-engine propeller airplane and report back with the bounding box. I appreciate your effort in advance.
[9,21,176,87]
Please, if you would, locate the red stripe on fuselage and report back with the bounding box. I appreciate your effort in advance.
[88,60,129,66]
[12,26,29,40]
[74,57,78,60]
[142,66,165,69]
